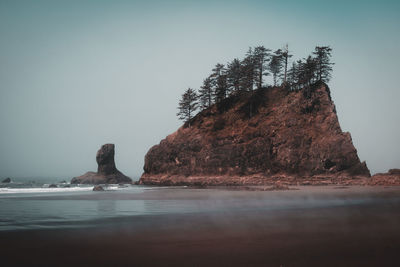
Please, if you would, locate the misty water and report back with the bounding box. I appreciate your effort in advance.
[0,177,399,231]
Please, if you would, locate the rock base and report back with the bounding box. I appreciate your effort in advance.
[140,173,399,186]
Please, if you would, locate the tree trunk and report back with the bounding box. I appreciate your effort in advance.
[188,108,191,128]
[284,57,288,83]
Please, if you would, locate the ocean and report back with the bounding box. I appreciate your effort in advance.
[1,177,400,232]
[0,177,184,231]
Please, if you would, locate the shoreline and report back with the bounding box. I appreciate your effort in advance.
[139,173,400,186]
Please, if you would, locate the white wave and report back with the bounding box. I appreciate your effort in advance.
[0,187,94,194]
[105,186,119,190]
[142,186,188,190]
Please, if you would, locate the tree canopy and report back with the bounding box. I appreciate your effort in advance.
[176,88,198,127]
[313,46,334,83]
[177,44,334,123]
[198,77,213,109]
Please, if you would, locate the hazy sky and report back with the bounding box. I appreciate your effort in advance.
[0,0,399,179]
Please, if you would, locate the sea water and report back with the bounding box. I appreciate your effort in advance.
[1,177,399,231]
[0,177,144,230]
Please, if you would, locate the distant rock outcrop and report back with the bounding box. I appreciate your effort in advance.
[1,177,11,183]
[71,144,132,184]
[140,82,370,186]
[370,169,400,186]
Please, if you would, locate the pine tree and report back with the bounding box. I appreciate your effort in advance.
[177,88,198,127]
[226,58,241,93]
[240,48,256,91]
[300,56,318,98]
[281,44,293,84]
[269,49,284,86]
[211,63,228,103]
[312,46,334,83]
[253,46,271,89]
[198,76,213,109]
[287,61,298,90]
[304,55,317,86]
[215,73,228,103]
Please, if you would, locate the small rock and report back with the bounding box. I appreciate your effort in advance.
[71,144,132,184]
[2,177,11,183]
[269,183,290,190]
[93,185,104,191]
[388,169,400,175]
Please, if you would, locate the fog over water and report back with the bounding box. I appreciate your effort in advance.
[0,0,399,179]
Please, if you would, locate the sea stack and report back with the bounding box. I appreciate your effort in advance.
[1,177,11,183]
[71,144,132,184]
[140,82,370,186]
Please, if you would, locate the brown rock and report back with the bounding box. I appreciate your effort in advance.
[71,144,132,184]
[388,169,400,175]
[266,183,290,191]
[140,82,370,186]
[93,185,105,191]
[370,169,400,186]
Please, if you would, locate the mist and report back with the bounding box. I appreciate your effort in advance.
[0,0,399,179]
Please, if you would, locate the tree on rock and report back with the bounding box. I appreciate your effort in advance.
[269,49,283,86]
[215,73,228,103]
[287,61,299,90]
[226,58,242,93]
[281,44,293,84]
[177,88,198,127]
[302,56,318,98]
[240,48,256,91]
[211,63,228,103]
[253,46,271,89]
[198,76,213,109]
[312,46,334,83]
[304,55,317,86]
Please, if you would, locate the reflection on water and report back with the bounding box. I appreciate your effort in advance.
[0,186,399,231]
[0,198,150,230]
[97,200,116,216]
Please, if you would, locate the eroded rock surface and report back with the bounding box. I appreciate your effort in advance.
[140,82,370,185]
[71,144,132,184]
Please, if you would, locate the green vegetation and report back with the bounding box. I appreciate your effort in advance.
[176,88,198,128]
[177,45,334,124]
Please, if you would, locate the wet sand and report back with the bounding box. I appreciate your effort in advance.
[1,186,400,266]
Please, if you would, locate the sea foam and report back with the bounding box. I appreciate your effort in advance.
[0,187,94,194]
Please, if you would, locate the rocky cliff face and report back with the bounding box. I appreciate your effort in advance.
[71,144,132,184]
[140,82,370,185]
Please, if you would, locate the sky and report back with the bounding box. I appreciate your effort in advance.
[0,0,399,179]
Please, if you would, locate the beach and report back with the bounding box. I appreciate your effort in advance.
[1,186,399,266]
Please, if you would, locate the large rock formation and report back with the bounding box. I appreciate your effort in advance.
[140,82,370,185]
[71,144,132,184]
